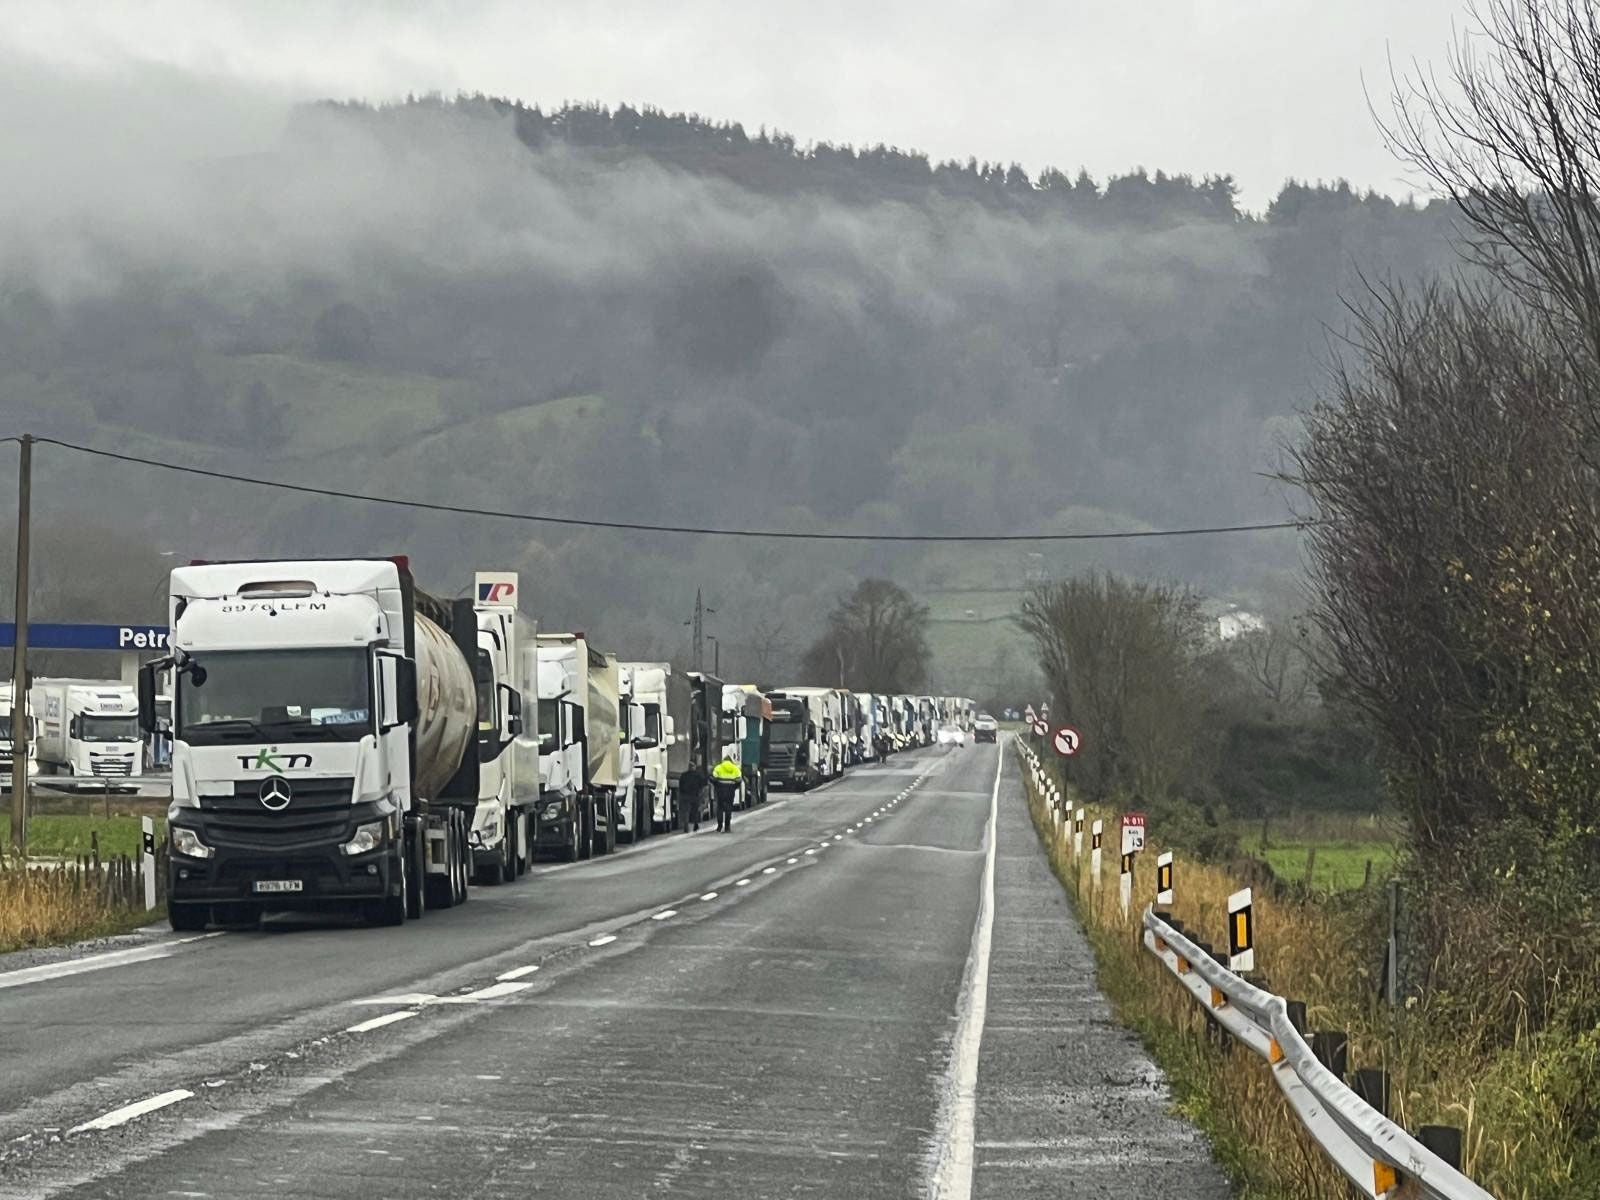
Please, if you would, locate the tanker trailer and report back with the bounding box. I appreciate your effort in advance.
[141,556,483,930]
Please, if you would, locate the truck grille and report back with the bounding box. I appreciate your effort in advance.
[90,758,135,777]
[199,778,358,849]
[763,746,799,773]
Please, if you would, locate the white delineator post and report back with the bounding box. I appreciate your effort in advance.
[1090,819,1103,885]
[1156,850,1174,907]
[141,815,157,911]
[1073,808,1084,859]
[1227,887,1255,973]
[1119,851,1133,919]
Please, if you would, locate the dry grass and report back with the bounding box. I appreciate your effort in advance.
[1017,748,1588,1200]
[0,854,156,954]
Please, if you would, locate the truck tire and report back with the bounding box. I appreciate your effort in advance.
[368,845,408,926]
[168,902,208,932]
[557,813,579,862]
[579,802,594,861]
[452,810,470,905]
[406,823,428,920]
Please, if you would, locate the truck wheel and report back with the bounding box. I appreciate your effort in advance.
[168,902,208,932]
[369,845,408,927]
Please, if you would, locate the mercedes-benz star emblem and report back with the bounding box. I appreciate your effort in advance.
[258,775,293,812]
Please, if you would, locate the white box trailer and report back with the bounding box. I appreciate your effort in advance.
[469,572,539,886]
[535,633,622,860]
[30,678,144,784]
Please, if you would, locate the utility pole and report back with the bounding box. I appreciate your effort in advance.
[692,589,703,671]
[9,435,31,856]
[687,590,716,672]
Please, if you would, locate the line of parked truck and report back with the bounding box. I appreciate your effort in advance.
[119,556,977,930]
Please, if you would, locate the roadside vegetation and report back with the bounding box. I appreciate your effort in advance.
[1,803,165,953]
[1017,7,1600,1195]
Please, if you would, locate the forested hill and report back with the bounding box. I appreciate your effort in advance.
[0,96,1457,691]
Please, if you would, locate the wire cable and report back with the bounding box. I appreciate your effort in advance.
[28,435,1310,544]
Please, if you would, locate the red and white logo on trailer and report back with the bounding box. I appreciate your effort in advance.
[1051,725,1082,757]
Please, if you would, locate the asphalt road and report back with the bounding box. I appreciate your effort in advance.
[0,741,1226,1198]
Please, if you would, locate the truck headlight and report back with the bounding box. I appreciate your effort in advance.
[342,820,386,856]
[171,826,213,860]
[541,800,563,821]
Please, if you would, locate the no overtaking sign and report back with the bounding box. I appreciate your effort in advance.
[1051,725,1081,757]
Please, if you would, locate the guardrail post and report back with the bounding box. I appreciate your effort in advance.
[1352,1068,1390,1118]
[1417,1125,1463,1170]
[1286,1000,1307,1036]
[1310,1031,1348,1079]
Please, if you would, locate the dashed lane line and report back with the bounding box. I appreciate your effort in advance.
[69,1089,195,1134]
[651,909,677,921]
[497,964,539,981]
[344,1011,417,1035]
[587,935,618,948]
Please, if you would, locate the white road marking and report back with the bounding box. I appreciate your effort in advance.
[437,981,535,1003]
[833,835,843,841]
[925,738,1003,1200]
[786,858,798,864]
[345,1011,417,1034]
[804,849,816,856]
[700,892,718,901]
[0,933,222,992]
[70,1089,195,1134]
[735,878,750,887]
[762,867,776,875]
[351,992,436,1006]
[497,965,540,981]
[651,909,678,921]
[588,934,618,947]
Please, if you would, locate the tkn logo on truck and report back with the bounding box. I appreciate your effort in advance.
[237,749,313,771]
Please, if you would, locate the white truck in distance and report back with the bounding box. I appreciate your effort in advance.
[30,679,144,784]
[0,682,38,788]
[535,633,621,860]
[142,557,501,930]
[470,572,539,885]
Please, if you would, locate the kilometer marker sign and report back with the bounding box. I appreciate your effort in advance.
[1051,725,1082,757]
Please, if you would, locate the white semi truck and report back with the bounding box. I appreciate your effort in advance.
[623,662,693,831]
[614,665,657,844]
[469,572,539,885]
[141,556,500,930]
[30,679,144,784]
[534,633,621,860]
[0,682,38,789]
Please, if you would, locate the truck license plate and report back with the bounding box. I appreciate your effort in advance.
[252,880,303,894]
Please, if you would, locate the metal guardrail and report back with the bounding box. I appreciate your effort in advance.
[1140,907,1497,1200]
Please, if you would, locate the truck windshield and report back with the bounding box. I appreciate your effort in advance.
[769,718,803,743]
[79,714,140,742]
[179,649,372,744]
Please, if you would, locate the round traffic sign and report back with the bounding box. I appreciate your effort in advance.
[1052,725,1082,757]
[1032,720,1048,736]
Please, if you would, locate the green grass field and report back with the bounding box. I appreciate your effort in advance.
[1258,841,1396,891]
[4,814,164,861]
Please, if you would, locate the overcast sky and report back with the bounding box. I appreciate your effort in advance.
[3,0,1470,209]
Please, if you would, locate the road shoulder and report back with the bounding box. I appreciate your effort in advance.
[972,763,1231,1198]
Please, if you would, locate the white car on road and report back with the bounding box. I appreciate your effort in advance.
[936,722,967,747]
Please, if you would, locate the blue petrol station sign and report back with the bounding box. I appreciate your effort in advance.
[0,623,169,651]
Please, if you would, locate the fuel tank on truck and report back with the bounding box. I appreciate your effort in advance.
[413,611,477,799]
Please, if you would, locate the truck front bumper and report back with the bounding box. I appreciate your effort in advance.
[168,803,398,908]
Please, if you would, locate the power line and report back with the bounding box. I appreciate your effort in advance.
[28,435,1311,544]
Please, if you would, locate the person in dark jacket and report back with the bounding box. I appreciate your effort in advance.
[678,765,707,833]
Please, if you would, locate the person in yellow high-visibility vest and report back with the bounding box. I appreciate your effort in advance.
[711,755,742,833]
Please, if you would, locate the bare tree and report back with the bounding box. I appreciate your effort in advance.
[1017,572,1207,804]
[800,579,930,693]
[1388,0,1600,394]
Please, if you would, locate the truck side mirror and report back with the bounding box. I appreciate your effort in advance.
[137,662,161,735]
[632,735,659,750]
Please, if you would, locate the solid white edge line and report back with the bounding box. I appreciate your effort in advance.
[346,1010,417,1034]
[70,1089,195,1134]
[926,735,1002,1200]
[497,965,539,981]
